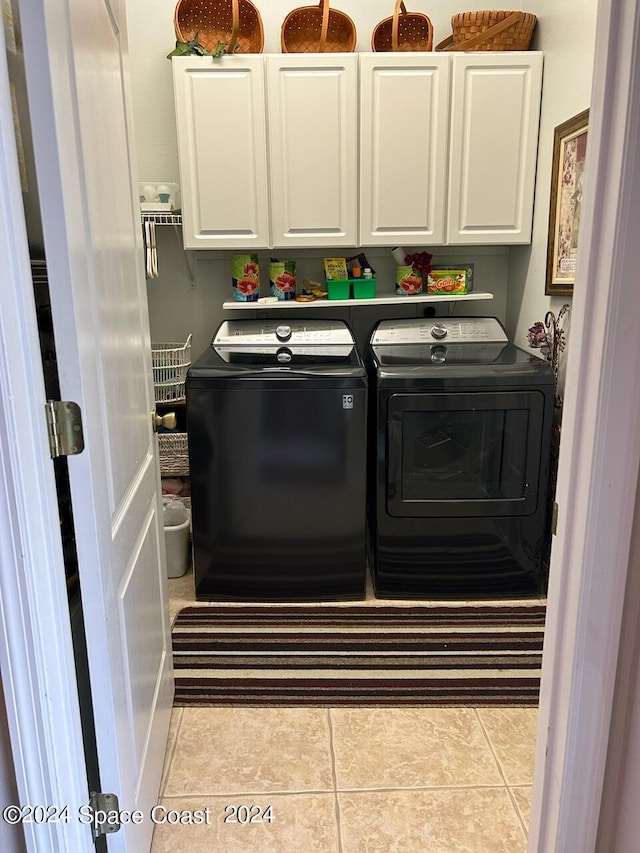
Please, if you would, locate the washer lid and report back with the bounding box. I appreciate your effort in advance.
[370,317,508,346]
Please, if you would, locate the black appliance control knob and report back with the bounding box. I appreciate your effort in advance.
[430,346,447,364]
[275,324,292,342]
[431,323,448,340]
[276,348,292,364]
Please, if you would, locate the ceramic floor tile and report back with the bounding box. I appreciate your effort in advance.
[476,707,538,785]
[150,793,339,853]
[330,707,503,790]
[338,787,527,853]
[510,786,533,834]
[160,708,183,795]
[167,568,196,625]
[164,707,334,796]
[167,566,546,612]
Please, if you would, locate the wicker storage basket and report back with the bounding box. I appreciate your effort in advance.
[174,0,264,54]
[435,10,537,51]
[158,433,190,477]
[371,1,433,52]
[281,0,356,53]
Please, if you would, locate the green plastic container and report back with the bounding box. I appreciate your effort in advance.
[326,280,351,300]
[352,278,376,299]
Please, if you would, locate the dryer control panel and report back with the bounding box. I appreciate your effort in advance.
[370,317,508,345]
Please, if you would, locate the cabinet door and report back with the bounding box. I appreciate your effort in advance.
[267,55,358,249]
[447,52,543,245]
[359,53,451,246]
[172,56,270,250]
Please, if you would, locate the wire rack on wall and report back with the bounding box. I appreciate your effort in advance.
[141,211,195,284]
[142,212,182,226]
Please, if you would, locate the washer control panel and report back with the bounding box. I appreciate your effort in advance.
[371,317,508,345]
[430,323,448,340]
[214,319,355,347]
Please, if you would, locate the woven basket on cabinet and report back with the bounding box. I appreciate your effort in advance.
[371,1,433,52]
[281,0,356,53]
[435,10,537,52]
[174,0,264,54]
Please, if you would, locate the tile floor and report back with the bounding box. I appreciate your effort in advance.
[152,569,538,852]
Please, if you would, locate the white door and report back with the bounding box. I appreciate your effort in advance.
[447,52,543,245]
[172,55,270,250]
[19,0,173,850]
[359,53,450,247]
[267,54,358,248]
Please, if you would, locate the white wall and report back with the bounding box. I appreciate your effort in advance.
[125,1,597,355]
[146,240,509,358]
[126,1,528,185]
[507,1,597,349]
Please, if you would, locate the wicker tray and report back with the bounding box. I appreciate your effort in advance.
[174,0,264,54]
[158,432,190,477]
[281,0,356,53]
[436,10,537,52]
[371,1,433,52]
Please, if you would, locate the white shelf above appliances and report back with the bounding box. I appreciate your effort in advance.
[222,292,494,310]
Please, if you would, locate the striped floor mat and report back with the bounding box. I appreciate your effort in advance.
[171,604,546,707]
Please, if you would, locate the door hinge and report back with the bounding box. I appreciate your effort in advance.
[45,400,84,458]
[551,501,559,536]
[88,791,121,840]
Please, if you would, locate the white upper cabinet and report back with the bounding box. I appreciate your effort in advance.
[359,54,451,246]
[172,53,543,250]
[267,55,358,248]
[447,52,543,244]
[172,56,270,250]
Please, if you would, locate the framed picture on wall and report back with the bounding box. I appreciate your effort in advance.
[545,109,589,296]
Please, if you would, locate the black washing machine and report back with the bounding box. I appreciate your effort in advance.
[367,317,554,599]
[186,319,368,601]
